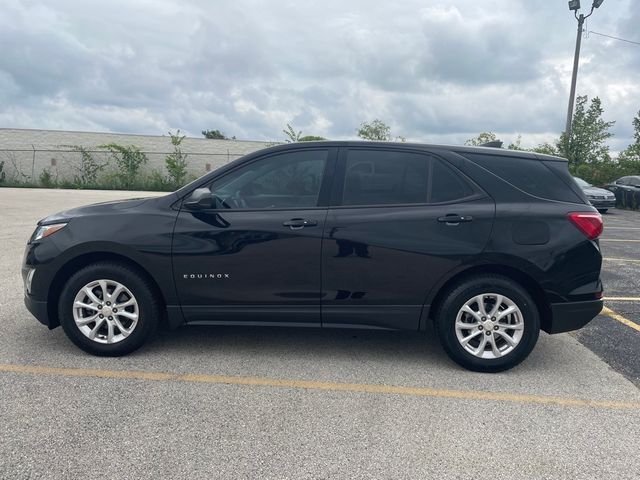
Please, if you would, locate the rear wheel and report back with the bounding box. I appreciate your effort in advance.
[597,209,608,214]
[434,275,540,372]
[58,262,160,356]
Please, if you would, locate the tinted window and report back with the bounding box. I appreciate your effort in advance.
[430,159,474,202]
[573,177,590,188]
[342,150,429,205]
[209,149,327,209]
[464,153,582,203]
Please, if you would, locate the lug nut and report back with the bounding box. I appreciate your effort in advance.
[106,301,111,306]
[113,308,117,312]
[491,317,496,321]
[99,314,104,318]
[108,316,113,320]
[97,305,102,309]
[478,325,483,330]
[494,325,499,330]
[485,331,491,336]
[481,317,486,321]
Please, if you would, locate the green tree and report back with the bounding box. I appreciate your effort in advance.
[558,96,615,167]
[202,129,229,140]
[299,135,326,142]
[465,132,500,146]
[531,143,559,156]
[618,110,640,162]
[283,123,302,143]
[165,130,189,188]
[282,124,326,143]
[357,119,391,141]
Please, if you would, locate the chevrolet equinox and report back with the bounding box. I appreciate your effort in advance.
[22,142,604,371]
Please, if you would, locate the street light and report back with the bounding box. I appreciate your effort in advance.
[565,0,605,137]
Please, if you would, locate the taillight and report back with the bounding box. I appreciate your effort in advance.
[567,212,603,240]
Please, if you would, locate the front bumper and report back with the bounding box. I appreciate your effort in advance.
[589,198,616,209]
[545,299,603,334]
[24,294,53,329]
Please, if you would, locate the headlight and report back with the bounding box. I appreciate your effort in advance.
[32,223,67,241]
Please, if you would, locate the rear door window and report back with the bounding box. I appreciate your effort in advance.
[430,159,474,203]
[341,150,429,206]
[340,149,479,206]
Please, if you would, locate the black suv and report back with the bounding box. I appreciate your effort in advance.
[22,142,604,371]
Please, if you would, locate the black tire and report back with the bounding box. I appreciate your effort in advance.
[58,262,160,356]
[434,275,540,372]
[597,209,608,214]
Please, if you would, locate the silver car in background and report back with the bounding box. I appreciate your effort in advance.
[573,177,616,213]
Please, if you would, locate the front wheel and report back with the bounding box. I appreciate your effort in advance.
[434,275,540,372]
[597,209,608,214]
[58,262,160,356]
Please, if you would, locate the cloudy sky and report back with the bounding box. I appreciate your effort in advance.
[1,0,638,151]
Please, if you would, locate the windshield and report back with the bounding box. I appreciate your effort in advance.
[573,177,591,188]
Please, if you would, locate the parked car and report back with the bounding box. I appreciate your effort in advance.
[22,142,604,372]
[606,175,640,209]
[607,175,640,193]
[573,177,616,213]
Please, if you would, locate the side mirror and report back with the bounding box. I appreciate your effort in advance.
[184,187,212,209]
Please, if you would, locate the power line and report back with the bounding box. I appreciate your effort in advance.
[587,30,640,46]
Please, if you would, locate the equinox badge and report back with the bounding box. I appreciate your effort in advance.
[183,273,230,279]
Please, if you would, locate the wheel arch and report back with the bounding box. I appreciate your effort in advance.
[425,264,552,332]
[46,251,170,329]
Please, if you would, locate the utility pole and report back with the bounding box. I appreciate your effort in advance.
[565,0,604,138]
[565,13,584,137]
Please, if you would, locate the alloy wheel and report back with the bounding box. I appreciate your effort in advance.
[454,293,524,359]
[72,279,139,344]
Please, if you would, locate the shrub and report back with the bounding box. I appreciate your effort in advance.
[39,168,56,188]
[99,143,148,188]
[165,131,189,189]
[60,145,106,187]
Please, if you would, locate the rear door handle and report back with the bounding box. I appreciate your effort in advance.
[283,218,318,230]
[437,214,473,225]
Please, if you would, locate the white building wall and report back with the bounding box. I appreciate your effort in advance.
[0,128,274,184]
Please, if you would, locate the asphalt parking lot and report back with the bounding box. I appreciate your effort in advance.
[1,188,639,479]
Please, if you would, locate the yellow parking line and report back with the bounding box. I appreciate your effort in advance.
[603,258,640,263]
[0,363,638,410]
[602,306,640,333]
[605,297,640,302]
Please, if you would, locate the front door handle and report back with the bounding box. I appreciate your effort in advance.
[283,218,318,230]
[437,214,473,225]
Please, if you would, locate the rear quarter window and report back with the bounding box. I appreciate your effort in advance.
[462,153,583,203]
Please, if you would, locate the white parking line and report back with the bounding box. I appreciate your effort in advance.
[600,239,640,243]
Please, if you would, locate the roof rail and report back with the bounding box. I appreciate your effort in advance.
[479,140,503,148]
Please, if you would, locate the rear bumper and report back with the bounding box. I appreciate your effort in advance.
[545,299,603,334]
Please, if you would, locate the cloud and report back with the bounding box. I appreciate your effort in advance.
[0,0,637,152]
